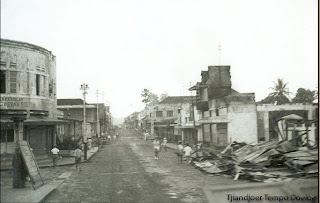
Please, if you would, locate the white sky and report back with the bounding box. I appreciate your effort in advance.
[1,0,318,118]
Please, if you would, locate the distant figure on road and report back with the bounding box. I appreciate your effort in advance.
[88,138,92,149]
[144,132,150,141]
[162,137,167,151]
[176,141,184,164]
[116,131,119,138]
[74,145,82,171]
[51,145,60,168]
[113,134,117,141]
[183,143,193,164]
[153,139,161,160]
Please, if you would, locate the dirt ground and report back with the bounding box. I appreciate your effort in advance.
[42,129,253,203]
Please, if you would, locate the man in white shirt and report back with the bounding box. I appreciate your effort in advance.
[162,137,167,151]
[51,145,60,168]
[183,143,193,164]
[153,139,161,160]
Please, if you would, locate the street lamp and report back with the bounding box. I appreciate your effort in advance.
[80,83,89,160]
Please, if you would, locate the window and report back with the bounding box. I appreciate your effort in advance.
[216,108,219,116]
[209,110,212,117]
[7,129,14,142]
[36,74,40,95]
[1,129,14,143]
[156,111,163,117]
[0,70,6,93]
[0,130,6,142]
[167,111,173,117]
[49,79,53,96]
[9,71,17,93]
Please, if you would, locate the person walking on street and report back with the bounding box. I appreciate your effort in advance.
[51,145,60,168]
[88,138,92,149]
[162,137,167,151]
[183,143,193,164]
[107,134,111,143]
[74,145,82,171]
[153,138,161,160]
[176,141,184,164]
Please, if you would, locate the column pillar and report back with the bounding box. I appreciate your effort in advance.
[12,119,27,188]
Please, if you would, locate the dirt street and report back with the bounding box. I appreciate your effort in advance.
[43,129,248,203]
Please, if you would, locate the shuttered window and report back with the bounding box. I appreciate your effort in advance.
[9,71,17,93]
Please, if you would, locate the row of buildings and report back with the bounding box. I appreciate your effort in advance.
[0,39,112,157]
[125,66,318,147]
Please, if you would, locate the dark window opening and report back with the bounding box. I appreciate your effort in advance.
[1,129,14,143]
[7,129,14,142]
[167,111,173,117]
[0,70,6,93]
[0,130,6,142]
[36,74,40,95]
[156,111,163,117]
[216,108,219,116]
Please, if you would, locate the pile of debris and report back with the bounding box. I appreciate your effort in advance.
[191,140,318,183]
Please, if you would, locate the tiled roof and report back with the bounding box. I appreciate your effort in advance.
[57,99,88,105]
[159,96,196,104]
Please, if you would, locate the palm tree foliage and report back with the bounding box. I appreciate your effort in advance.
[260,78,291,105]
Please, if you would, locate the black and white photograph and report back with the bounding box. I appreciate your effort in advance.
[0,0,318,202]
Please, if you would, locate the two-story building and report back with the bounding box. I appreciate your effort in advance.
[174,102,201,145]
[150,96,195,142]
[190,66,258,146]
[57,99,111,142]
[0,39,64,156]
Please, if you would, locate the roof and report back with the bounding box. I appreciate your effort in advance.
[279,114,304,120]
[57,99,88,106]
[159,96,196,104]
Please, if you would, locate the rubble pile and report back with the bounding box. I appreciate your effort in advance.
[191,140,318,183]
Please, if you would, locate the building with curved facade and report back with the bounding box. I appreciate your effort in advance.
[0,39,61,156]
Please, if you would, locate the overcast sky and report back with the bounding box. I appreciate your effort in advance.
[1,0,318,118]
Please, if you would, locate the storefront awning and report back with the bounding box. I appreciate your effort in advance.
[1,117,69,128]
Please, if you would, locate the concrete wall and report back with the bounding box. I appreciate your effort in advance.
[0,39,57,118]
[228,103,258,143]
[257,103,318,141]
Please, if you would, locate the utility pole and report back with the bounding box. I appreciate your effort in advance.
[80,83,89,160]
[95,90,101,138]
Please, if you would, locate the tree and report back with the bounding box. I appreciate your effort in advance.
[141,89,151,106]
[292,88,316,104]
[159,92,168,102]
[149,93,159,106]
[260,78,291,105]
[141,89,159,107]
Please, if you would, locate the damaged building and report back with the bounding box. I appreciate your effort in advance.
[190,66,258,146]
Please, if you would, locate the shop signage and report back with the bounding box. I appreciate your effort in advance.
[0,97,48,111]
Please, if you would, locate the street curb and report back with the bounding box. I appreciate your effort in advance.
[37,148,101,202]
[39,171,74,203]
[0,147,101,171]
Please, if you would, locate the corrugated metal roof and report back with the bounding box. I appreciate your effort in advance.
[159,96,196,104]
[57,98,88,105]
